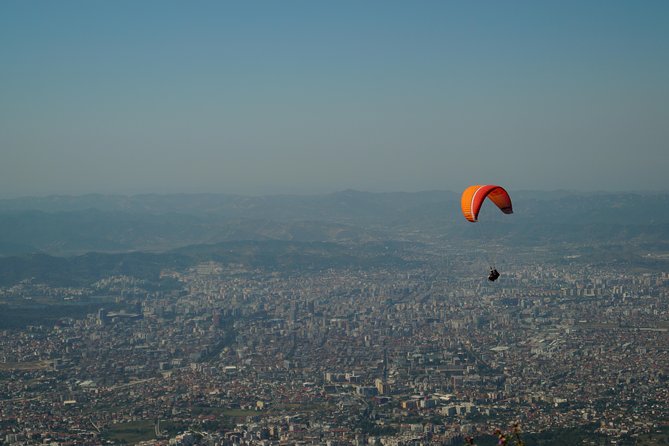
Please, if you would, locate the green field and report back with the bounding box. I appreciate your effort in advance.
[102,420,191,443]
[0,360,51,371]
[221,408,257,417]
[102,421,156,444]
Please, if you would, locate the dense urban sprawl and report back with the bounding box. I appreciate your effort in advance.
[1,246,668,445]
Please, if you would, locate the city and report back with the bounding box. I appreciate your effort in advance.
[3,0,669,444]
[1,241,667,445]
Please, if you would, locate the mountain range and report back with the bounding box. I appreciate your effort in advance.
[0,190,667,256]
[0,190,667,287]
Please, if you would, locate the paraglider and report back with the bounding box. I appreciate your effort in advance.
[460,185,513,281]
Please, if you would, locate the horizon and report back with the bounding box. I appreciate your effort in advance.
[2,186,669,202]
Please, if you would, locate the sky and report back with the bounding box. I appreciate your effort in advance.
[1,1,668,198]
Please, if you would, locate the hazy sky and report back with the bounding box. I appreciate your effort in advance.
[2,1,668,197]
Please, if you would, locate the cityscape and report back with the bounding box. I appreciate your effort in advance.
[1,232,667,445]
[3,1,669,445]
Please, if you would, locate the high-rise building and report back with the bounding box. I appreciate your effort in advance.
[97,308,109,326]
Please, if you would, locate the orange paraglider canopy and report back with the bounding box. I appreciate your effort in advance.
[461,185,513,223]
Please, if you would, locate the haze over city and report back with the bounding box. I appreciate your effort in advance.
[2,1,669,198]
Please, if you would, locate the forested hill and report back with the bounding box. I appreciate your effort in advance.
[0,240,411,287]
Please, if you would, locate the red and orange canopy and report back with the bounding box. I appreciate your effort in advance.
[461,185,513,223]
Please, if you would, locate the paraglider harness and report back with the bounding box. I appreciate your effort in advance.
[488,268,500,282]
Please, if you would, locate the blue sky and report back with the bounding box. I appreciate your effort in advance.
[1,1,668,197]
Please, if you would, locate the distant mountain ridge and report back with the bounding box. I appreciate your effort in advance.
[0,190,457,222]
[0,240,411,287]
[0,190,667,256]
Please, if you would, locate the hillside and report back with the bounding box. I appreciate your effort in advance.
[0,190,666,256]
